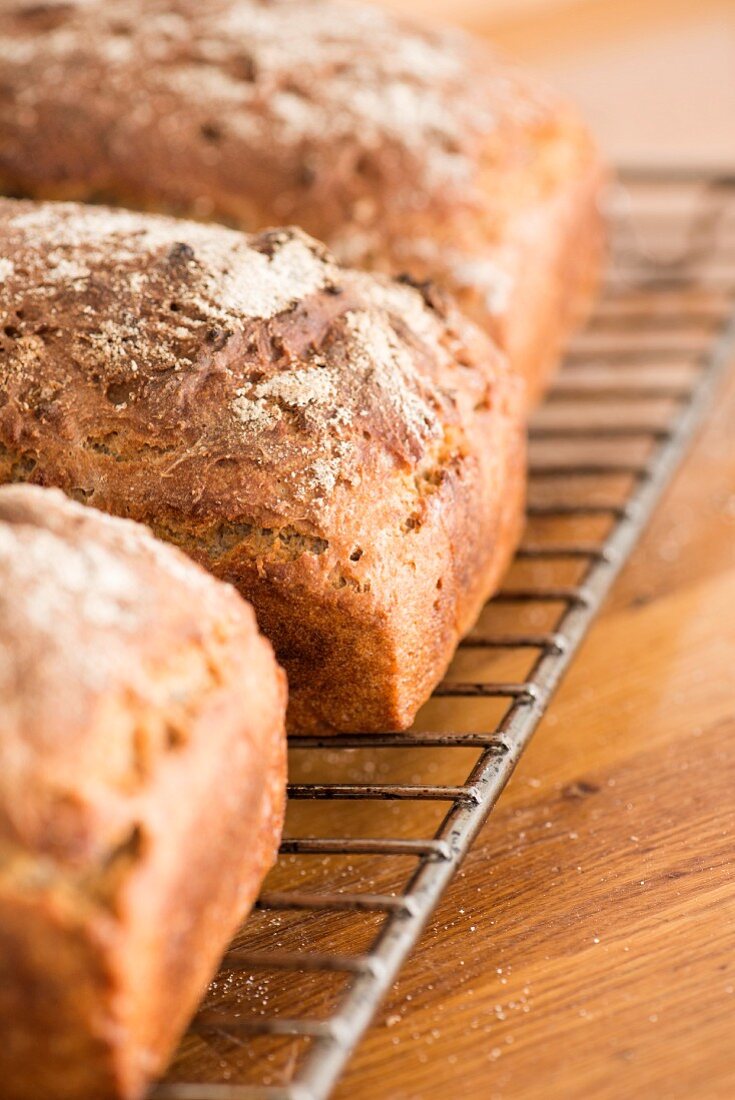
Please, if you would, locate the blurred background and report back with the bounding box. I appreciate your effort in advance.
[379,0,735,171]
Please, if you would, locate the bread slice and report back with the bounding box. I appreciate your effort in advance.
[0,0,604,402]
[0,484,286,1100]
[0,198,524,732]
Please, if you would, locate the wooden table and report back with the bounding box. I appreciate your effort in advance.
[332,373,735,1100]
[335,3,735,1097]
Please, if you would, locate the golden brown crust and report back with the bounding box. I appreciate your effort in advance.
[0,0,605,400]
[0,484,287,1100]
[0,197,524,731]
[479,161,606,404]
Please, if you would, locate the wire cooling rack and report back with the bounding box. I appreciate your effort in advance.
[154,169,735,1100]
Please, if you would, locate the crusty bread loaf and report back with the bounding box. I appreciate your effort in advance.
[0,484,287,1100]
[0,0,604,402]
[0,197,524,732]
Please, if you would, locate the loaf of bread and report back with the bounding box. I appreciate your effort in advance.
[0,484,287,1100]
[0,198,524,732]
[0,0,604,402]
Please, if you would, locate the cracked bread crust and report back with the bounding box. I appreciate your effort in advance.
[0,198,525,732]
[0,0,604,402]
[0,484,287,1100]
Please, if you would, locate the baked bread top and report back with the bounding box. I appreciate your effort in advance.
[0,197,521,730]
[0,196,512,574]
[0,482,287,1100]
[0,482,282,871]
[0,0,600,333]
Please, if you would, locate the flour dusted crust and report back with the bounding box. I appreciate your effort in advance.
[0,0,604,401]
[0,197,524,732]
[0,484,287,1100]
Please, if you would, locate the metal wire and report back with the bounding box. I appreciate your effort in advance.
[152,170,735,1100]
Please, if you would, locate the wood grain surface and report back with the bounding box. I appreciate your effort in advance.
[163,4,735,1098]
[332,362,735,1100]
